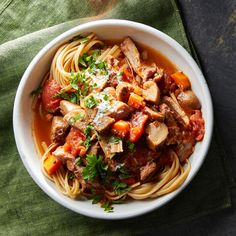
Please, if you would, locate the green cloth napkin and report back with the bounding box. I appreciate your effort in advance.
[0,0,234,235]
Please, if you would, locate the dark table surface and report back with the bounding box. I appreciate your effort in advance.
[150,0,236,235]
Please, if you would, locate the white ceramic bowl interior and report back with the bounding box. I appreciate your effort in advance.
[13,19,213,220]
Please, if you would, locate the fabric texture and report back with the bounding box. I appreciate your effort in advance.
[0,0,234,235]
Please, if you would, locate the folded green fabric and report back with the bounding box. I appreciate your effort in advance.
[0,0,233,235]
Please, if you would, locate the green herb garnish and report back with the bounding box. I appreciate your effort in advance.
[101,201,113,213]
[69,114,85,125]
[112,181,130,195]
[81,37,88,44]
[103,93,108,101]
[75,157,82,166]
[84,95,98,108]
[68,173,75,180]
[82,154,103,181]
[109,136,122,144]
[68,34,84,43]
[85,124,94,136]
[127,140,136,152]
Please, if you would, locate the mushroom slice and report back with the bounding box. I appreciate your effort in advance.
[177,90,201,112]
[145,121,169,150]
[142,81,160,104]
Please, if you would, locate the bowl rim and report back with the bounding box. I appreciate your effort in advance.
[13,19,213,220]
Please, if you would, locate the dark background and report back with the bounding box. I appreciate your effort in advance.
[151,0,236,235]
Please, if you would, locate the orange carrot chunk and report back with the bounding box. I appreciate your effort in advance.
[112,120,130,138]
[170,71,191,90]
[44,155,62,175]
[128,93,145,109]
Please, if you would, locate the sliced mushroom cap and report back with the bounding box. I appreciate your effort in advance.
[177,90,201,112]
[145,121,169,150]
[142,81,160,104]
[116,82,134,102]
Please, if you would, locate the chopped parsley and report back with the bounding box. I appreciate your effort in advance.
[81,37,88,44]
[82,154,107,181]
[85,124,94,136]
[79,57,87,67]
[103,93,108,101]
[54,90,80,104]
[83,136,92,150]
[101,201,113,213]
[75,157,82,166]
[67,172,75,180]
[116,165,131,179]
[68,34,84,43]
[84,95,98,108]
[116,71,124,81]
[127,140,136,152]
[112,181,130,195]
[69,113,85,125]
[109,136,122,144]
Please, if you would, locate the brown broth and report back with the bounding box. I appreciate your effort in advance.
[33,98,52,155]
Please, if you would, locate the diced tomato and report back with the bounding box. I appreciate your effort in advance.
[42,79,62,113]
[66,127,86,156]
[111,120,130,138]
[44,155,62,175]
[122,68,133,82]
[190,110,205,141]
[129,112,148,142]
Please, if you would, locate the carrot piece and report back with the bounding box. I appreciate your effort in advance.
[112,120,130,138]
[133,86,142,96]
[44,155,62,175]
[170,71,191,90]
[128,93,145,109]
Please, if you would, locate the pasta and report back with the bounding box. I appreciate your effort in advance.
[32,33,205,212]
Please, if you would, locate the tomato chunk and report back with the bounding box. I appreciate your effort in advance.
[65,127,86,156]
[42,79,62,113]
[129,112,148,142]
[190,110,205,141]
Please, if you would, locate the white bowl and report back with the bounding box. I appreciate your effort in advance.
[13,19,213,219]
